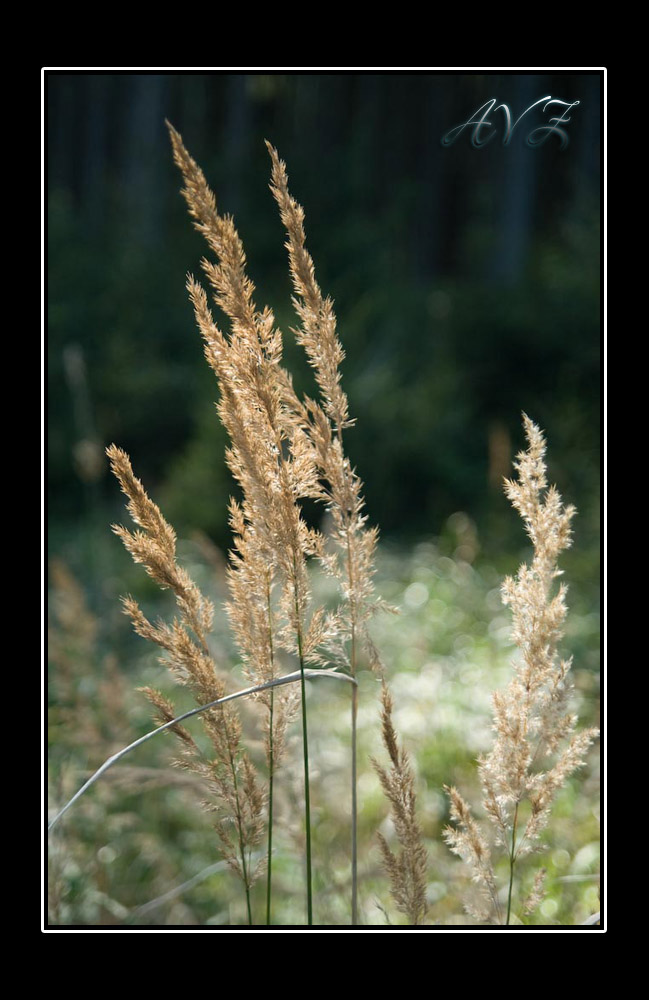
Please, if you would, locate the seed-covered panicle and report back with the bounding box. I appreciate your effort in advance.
[444,415,599,923]
[267,142,349,432]
[169,125,330,786]
[169,124,326,661]
[266,142,382,673]
[107,443,265,899]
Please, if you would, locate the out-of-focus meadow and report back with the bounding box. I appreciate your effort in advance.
[47,72,601,927]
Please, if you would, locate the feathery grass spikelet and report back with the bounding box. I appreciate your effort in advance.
[523,867,547,916]
[443,784,500,922]
[372,682,428,925]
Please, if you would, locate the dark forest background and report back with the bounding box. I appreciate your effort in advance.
[48,71,601,572]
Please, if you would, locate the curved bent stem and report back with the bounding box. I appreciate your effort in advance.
[48,669,356,832]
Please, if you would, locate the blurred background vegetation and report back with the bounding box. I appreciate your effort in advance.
[47,71,601,927]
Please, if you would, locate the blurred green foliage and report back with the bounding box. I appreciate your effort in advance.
[48,72,600,559]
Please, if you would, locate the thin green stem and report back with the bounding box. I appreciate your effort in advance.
[506,801,520,926]
[265,573,276,927]
[266,688,274,926]
[293,572,312,926]
[347,530,358,926]
[339,422,359,926]
[351,676,358,925]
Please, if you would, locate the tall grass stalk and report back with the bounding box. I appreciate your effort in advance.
[168,124,337,924]
[265,573,276,926]
[444,415,599,924]
[295,599,313,925]
[106,445,265,920]
[267,144,383,923]
[167,127,384,923]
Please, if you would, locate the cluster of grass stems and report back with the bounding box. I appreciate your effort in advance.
[48,127,599,928]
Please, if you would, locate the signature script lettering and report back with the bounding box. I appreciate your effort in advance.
[442,97,580,149]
